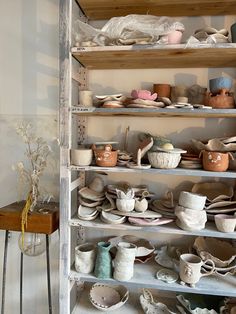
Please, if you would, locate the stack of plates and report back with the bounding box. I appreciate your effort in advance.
[179,153,202,169]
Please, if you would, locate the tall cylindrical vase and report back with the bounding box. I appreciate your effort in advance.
[94,241,112,279]
[113,242,137,281]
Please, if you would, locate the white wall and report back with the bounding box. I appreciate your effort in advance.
[0,1,59,313]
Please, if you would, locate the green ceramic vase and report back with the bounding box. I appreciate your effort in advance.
[94,241,112,279]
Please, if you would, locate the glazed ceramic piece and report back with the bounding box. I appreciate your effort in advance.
[100,211,126,224]
[134,197,148,212]
[94,242,112,279]
[131,89,157,100]
[175,206,207,231]
[155,245,182,270]
[113,242,137,281]
[140,289,177,314]
[71,148,93,166]
[108,235,155,258]
[192,138,236,152]
[209,77,233,94]
[89,283,129,311]
[92,144,118,167]
[191,182,234,203]
[193,237,236,267]
[78,205,99,221]
[178,191,206,210]
[179,253,215,287]
[128,217,173,226]
[176,295,218,314]
[111,209,162,218]
[200,150,232,172]
[75,243,96,274]
[156,268,178,283]
[148,151,182,169]
[214,214,236,232]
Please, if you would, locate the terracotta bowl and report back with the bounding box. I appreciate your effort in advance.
[200,150,231,172]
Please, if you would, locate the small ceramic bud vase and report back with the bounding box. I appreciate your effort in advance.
[113,242,137,281]
[75,243,96,274]
[94,241,112,279]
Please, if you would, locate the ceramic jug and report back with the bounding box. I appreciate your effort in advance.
[94,241,112,279]
[113,242,137,281]
[179,253,215,287]
[75,243,96,274]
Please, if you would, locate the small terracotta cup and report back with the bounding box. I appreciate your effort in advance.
[153,84,171,98]
[200,150,233,172]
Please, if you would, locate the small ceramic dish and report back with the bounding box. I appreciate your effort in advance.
[78,205,99,221]
[214,214,236,232]
[193,236,236,267]
[100,211,126,224]
[111,209,162,218]
[156,268,178,283]
[128,217,173,226]
[89,283,129,311]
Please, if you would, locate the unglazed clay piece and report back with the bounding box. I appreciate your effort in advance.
[156,268,178,283]
[78,205,99,221]
[131,89,157,100]
[100,211,126,224]
[128,217,173,226]
[191,182,233,203]
[111,209,162,218]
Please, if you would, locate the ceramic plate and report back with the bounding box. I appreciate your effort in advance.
[128,217,173,226]
[78,205,99,221]
[111,209,162,218]
[205,201,236,210]
[79,187,105,201]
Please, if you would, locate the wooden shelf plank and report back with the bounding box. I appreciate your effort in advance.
[69,218,236,240]
[72,44,236,69]
[69,261,236,297]
[0,202,59,234]
[76,0,236,19]
[70,165,236,179]
[71,107,236,118]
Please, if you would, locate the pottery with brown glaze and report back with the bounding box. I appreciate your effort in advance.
[92,144,118,167]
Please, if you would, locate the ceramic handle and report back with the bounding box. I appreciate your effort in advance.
[201,259,215,277]
[228,152,234,160]
[121,290,129,303]
[199,150,204,158]
[104,144,112,151]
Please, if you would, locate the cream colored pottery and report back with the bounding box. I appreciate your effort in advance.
[116,198,135,212]
[113,242,137,281]
[96,193,116,212]
[78,205,98,221]
[148,151,181,169]
[79,90,93,107]
[88,177,105,193]
[192,138,236,152]
[89,283,129,311]
[71,148,93,166]
[78,187,105,201]
[75,243,96,274]
[175,205,207,231]
[78,196,103,208]
[179,253,215,287]
[214,214,236,232]
[155,245,182,270]
[178,191,206,210]
[128,217,173,226]
[191,182,233,203]
[134,197,148,212]
[100,211,126,224]
[111,209,162,218]
[156,268,178,283]
[193,237,236,267]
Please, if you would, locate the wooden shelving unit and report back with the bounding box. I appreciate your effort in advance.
[76,0,236,19]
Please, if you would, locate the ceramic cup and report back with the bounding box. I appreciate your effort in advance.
[179,253,215,287]
[75,243,96,274]
[178,191,206,210]
[71,148,93,166]
[79,90,93,107]
[215,214,236,232]
[153,84,171,98]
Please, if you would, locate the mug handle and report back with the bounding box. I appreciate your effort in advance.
[200,259,215,277]
[228,152,234,160]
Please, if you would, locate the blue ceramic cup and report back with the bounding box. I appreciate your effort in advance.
[209,77,233,94]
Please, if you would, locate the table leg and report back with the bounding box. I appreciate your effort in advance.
[1,230,9,314]
[46,235,52,314]
[20,252,23,314]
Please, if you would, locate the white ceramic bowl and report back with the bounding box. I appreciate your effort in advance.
[116,199,135,212]
[215,214,236,232]
[71,148,93,166]
[148,151,181,169]
[179,191,206,210]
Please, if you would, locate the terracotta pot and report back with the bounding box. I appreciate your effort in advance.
[153,84,171,98]
[205,89,235,109]
[92,144,117,167]
[200,150,233,172]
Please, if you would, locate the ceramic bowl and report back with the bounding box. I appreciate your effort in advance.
[178,191,206,210]
[71,148,93,166]
[209,77,233,94]
[78,205,99,221]
[193,236,236,267]
[191,182,234,203]
[214,214,236,232]
[89,283,129,311]
[116,198,135,212]
[148,151,181,169]
[100,211,126,224]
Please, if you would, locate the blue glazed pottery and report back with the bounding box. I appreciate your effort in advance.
[94,241,112,279]
[209,77,233,94]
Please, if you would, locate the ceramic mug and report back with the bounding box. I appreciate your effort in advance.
[179,253,215,287]
[75,243,96,274]
[79,90,93,107]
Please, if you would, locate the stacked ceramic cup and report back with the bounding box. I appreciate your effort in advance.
[175,191,207,231]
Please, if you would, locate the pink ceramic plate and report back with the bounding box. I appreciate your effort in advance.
[128,217,173,226]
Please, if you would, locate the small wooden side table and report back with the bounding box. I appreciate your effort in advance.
[0,202,59,314]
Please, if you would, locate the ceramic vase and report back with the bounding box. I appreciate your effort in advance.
[75,243,96,274]
[113,242,137,281]
[94,241,112,279]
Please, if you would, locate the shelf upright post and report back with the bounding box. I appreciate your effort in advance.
[59,0,73,313]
